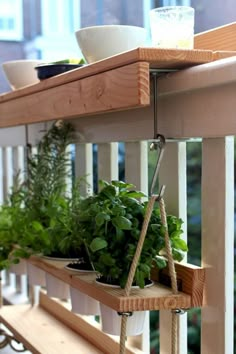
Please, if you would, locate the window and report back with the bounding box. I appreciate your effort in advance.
[41,0,81,36]
[0,0,23,40]
[162,0,191,5]
[39,0,81,60]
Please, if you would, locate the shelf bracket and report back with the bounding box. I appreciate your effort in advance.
[0,327,27,352]
[0,276,27,352]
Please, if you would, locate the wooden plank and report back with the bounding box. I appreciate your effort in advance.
[0,48,213,104]
[70,273,191,312]
[74,143,93,196]
[151,261,205,308]
[213,51,236,61]
[0,62,150,129]
[156,57,236,139]
[125,141,148,196]
[97,142,119,186]
[158,142,188,354]
[39,292,143,354]
[201,137,234,354]
[1,290,143,354]
[0,306,104,354]
[1,297,122,354]
[139,47,213,69]
[195,22,236,51]
[125,141,149,353]
[28,256,76,284]
[28,255,203,311]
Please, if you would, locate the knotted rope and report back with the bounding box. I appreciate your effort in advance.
[119,194,179,354]
[159,197,179,354]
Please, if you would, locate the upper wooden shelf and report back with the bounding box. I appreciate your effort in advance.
[28,255,205,312]
[0,47,217,104]
[1,45,236,140]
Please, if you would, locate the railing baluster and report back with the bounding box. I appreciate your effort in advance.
[97,142,118,184]
[201,137,234,354]
[159,141,187,354]
[125,141,149,354]
[74,143,93,195]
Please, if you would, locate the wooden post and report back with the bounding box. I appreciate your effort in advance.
[159,141,187,354]
[75,143,93,196]
[201,137,234,354]
[125,141,149,354]
[97,143,119,185]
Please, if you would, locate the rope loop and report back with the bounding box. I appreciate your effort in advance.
[171,308,187,315]
[117,312,133,317]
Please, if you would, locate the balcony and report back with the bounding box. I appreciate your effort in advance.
[0,24,235,354]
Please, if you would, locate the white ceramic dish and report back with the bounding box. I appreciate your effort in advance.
[75,25,147,63]
[2,59,44,90]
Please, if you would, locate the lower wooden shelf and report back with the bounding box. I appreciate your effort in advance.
[28,256,205,312]
[0,292,143,354]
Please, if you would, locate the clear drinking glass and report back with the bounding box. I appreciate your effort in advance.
[149,6,195,49]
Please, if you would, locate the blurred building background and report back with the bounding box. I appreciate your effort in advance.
[0,0,236,93]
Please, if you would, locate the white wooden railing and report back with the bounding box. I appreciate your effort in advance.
[0,53,235,354]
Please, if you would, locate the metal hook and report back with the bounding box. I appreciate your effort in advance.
[171,308,187,315]
[150,134,166,196]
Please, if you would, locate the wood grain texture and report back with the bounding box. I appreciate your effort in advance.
[213,51,236,61]
[138,47,213,68]
[0,47,213,104]
[201,137,234,354]
[27,256,204,311]
[194,22,236,51]
[0,292,142,354]
[151,260,205,307]
[39,292,143,354]
[0,304,103,354]
[71,274,191,312]
[0,62,150,128]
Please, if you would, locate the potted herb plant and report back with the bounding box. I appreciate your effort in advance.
[76,180,187,335]
[0,121,87,297]
[0,174,30,274]
[20,120,84,298]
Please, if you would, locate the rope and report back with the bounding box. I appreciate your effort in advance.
[0,274,2,308]
[158,196,178,354]
[119,195,157,354]
[119,194,179,354]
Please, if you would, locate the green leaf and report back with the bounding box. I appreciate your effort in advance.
[150,224,160,233]
[170,230,183,239]
[112,216,132,230]
[125,191,146,198]
[100,185,116,199]
[111,180,135,190]
[172,238,188,252]
[172,248,184,262]
[139,263,151,275]
[95,212,110,226]
[31,220,44,232]
[135,269,145,288]
[99,253,115,266]
[153,256,167,269]
[90,237,108,253]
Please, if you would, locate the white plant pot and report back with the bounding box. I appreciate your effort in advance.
[100,303,147,336]
[9,259,27,275]
[27,263,46,286]
[97,279,153,336]
[45,273,70,299]
[70,286,100,316]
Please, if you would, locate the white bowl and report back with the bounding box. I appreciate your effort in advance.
[75,25,147,63]
[2,59,44,90]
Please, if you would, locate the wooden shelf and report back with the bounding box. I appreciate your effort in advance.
[28,255,205,312]
[0,291,142,354]
[0,47,234,131]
